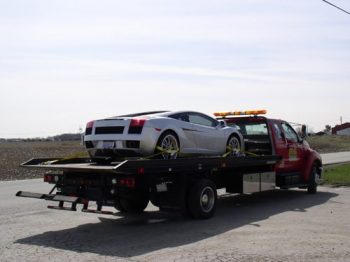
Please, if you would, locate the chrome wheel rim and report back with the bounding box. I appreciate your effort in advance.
[200,186,215,213]
[160,134,179,159]
[228,136,240,156]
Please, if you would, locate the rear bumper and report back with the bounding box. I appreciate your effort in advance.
[84,127,159,158]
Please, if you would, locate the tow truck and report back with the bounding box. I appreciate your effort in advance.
[16,110,322,219]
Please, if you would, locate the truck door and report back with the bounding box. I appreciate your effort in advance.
[272,121,305,173]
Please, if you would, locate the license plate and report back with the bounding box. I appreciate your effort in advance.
[97,141,123,149]
[115,141,123,149]
[103,141,115,149]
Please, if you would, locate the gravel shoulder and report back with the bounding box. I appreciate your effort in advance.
[1,180,349,262]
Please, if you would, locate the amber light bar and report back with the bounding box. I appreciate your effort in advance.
[214,110,267,117]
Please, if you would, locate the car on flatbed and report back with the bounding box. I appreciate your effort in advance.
[16,110,322,219]
[83,110,244,161]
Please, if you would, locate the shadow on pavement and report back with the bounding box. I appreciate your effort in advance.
[16,189,337,257]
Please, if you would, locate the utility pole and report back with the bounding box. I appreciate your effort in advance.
[340,116,343,125]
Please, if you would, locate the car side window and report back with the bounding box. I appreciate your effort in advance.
[168,113,189,122]
[188,113,218,127]
[281,123,299,143]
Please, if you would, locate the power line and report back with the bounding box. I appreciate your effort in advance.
[321,0,350,15]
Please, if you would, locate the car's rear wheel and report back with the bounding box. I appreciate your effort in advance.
[156,131,179,159]
[226,135,242,157]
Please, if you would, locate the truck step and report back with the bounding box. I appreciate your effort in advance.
[52,195,79,203]
[48,205,77,211]
[81,209,114,215]
[16,191,45,199]
[16,191,55,200]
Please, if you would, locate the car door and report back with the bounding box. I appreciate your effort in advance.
[187,112,225,154]
[167,112,197,153]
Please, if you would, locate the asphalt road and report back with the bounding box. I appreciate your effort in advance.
[1,179,350,262]
[321,151,350,165]
[1,152,350,261]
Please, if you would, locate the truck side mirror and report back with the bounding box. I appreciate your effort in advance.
[301,125,307,139]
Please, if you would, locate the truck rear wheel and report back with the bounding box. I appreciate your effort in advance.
[188,179,217,219]
[307,164,319,194]
[115,198,149,213]
[114,199,127,212]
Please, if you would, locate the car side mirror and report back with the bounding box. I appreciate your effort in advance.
[218,120,226,128]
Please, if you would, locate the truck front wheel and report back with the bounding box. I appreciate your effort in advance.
[188,179,217,219]
[307,164,319,194]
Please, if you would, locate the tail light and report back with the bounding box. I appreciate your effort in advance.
[44,174,54,183]
[44,174,60,184]
[119,178,136,188]
[128,119,146,134]
[130,119,146,127]
[85,121,94,135]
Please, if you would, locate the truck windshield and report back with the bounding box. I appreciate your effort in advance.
[229,122,268,136]
[226,118,272,155]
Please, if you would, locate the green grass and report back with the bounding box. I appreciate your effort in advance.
[307,135,350,153]
[322,163,350,186]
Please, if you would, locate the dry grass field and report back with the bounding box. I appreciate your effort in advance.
[0,141,86,181]
[306,135,350,153]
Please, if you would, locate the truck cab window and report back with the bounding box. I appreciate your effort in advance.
[281,123,299,143]
[273,123,283,140]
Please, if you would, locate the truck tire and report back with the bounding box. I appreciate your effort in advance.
[188,179,217,219]
[116,198,149,213]
[114,199,127,212]
[307,164,318,194]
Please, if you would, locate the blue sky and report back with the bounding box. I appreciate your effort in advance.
[0,0,349,138]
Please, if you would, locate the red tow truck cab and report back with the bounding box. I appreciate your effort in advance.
[216,110,322,192]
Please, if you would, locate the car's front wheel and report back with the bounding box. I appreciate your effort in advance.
[226,135,242,157]
[155,131,180,159]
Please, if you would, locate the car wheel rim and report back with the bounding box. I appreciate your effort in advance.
[200,186,215,213]
[160,135,179,159]
[228,137,240,156]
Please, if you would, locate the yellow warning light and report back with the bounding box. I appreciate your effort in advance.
[214,110,267,117]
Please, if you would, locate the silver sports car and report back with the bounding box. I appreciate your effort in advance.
[84,111,244,161]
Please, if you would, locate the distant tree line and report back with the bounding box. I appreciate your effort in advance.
[0,133,82,142]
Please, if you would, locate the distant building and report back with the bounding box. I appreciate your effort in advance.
[332,123,350,136]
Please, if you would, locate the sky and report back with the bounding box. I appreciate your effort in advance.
[0,0,350,138]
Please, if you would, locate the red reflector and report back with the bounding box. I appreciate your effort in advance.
[44,174,53,183]
[130,119,146,127]
[126,178,135,188]
[120,178,135,188]
[86,121,94,128]
[138,167,145,174]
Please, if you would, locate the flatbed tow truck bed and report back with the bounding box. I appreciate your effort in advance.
[20,155,279,174]
[16,155,280,219]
